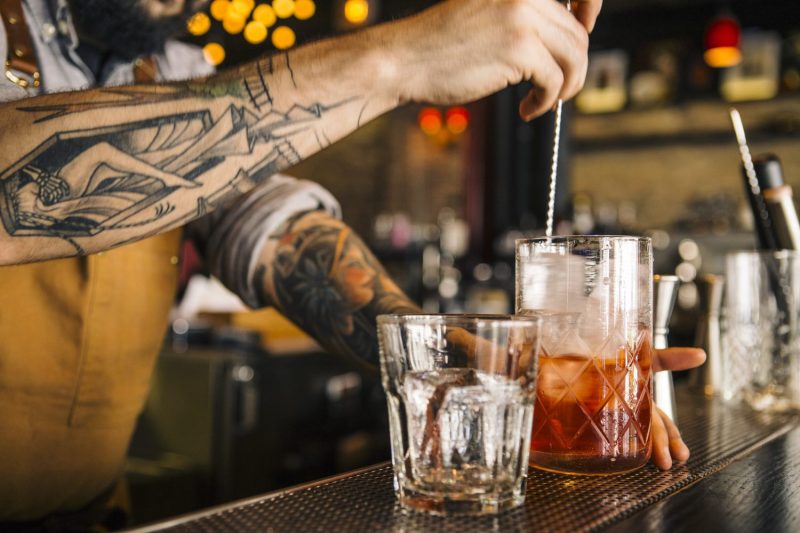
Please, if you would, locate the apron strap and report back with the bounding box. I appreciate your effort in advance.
[0,0,40,89]
[133,56,157,83]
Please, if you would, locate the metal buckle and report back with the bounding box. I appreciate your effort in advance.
[5,60,39,89]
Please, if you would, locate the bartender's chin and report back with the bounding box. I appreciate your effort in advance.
[69,0,200,58]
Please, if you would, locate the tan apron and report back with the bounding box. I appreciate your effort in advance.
[0,0,181,521]
[0,230,182,522]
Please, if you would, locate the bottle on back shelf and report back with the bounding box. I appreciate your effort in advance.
[753,154,800,250]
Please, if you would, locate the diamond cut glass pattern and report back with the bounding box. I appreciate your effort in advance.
[517,236,653,474]
[723,251,800,412]
[531,328,652,466]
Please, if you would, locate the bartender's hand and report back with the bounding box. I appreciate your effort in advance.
[389,0,602,120]
[651,348,707,470]
[572,0,604,33]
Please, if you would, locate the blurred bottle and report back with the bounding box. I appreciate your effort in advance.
[754,154,800,250]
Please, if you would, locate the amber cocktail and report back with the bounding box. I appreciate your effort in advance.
[516,236,653,475]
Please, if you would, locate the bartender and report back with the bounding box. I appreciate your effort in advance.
[0,0,703,530]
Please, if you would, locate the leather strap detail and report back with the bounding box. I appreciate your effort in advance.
[0,0,40,88]
[133,56,157,84]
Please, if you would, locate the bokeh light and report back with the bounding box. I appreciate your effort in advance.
[252,4,277,27]
[272,26,296,49]
[230,0,255,18]
[294,0,316,21]
[244,20,268,44]
[344,0,369,24]
[704,15,742,68]
[199,0,317,59]
[203,42,226,65]
[704,47,742,69]
[187,12,211,36]
[419,107,443,136]
[446,107,470,135]
[223,11,247,34]
[209,0,229,21]
[273,0,295,19]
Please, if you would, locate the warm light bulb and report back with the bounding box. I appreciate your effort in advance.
[209,0,230,21]
[344,0,369,25]
[253,4,277,27]
[704,14,742,68]
[203,42,226,66]
[273,0,295,19]
[244,20,268,44]
[272,25,296,49]
[704,47,742,68]
[187,12,211,36]
[295,0,316,20]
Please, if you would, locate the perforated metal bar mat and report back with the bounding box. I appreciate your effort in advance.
[133,394,798,533]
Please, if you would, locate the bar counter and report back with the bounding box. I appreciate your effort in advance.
[131,390,800,532]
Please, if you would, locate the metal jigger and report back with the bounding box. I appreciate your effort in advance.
[691,274,726,397]
[653,275,680,423]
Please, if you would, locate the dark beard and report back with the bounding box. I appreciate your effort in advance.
[68,0,195,59]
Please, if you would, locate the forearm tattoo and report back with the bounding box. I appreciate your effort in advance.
[256,212,420,368]
[0,52,360,256]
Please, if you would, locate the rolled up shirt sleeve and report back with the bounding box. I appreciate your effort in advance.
[188,174,341,308]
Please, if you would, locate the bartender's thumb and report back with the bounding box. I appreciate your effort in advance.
[573,0,603,33]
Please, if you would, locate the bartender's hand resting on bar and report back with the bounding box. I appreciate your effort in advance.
[0,0,600,266]
[651,348,706,469]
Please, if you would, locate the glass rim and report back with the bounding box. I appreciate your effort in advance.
[515,235,651,246]
[376,313,541,328]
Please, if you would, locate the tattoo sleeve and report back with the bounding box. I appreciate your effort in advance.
[0,31,396,265]
[253,210,420,370]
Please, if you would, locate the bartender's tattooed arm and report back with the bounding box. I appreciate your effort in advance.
[0,38,396,265]
[0,0,604,266]
[254,210,420,368]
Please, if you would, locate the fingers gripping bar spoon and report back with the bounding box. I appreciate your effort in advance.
[545,0,572,238]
